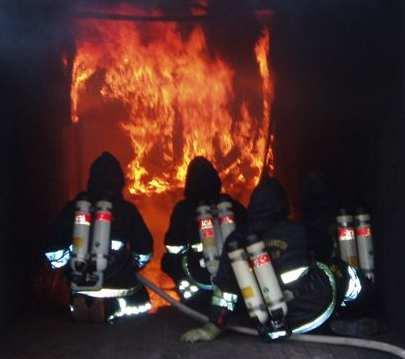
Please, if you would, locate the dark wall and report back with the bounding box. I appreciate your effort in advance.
[0,2,72,329]
[270,0,403,338]
[374,1,405,340]
[0,52,18,331]
[1,4,23,330]
[271,0,400,210]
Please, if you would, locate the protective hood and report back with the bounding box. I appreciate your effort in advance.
[87,151,125,201]
[247,176,289,234]
[184,156,221,203]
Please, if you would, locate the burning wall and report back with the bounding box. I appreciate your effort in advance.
[67,4,273,308]
[71,6,273,198]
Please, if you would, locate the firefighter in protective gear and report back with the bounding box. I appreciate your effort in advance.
[44,152,153,323]
[161,156,247,309]
[182,176,337,342]
[300,173,378,336]
[300,172,337,262]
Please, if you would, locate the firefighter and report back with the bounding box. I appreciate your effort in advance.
[300,172,378,337]
[300,172,337,262]
[181,176,375,343]
[161,156,247,310]
[44,152,153,323]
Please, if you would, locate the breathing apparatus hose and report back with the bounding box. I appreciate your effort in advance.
[136,273,405,359]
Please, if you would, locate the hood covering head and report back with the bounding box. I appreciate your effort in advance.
[87,152,125,201]
[184,156,221,203]
[247,177,289,234]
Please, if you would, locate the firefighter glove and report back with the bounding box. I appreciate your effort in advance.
[180,322,222,343]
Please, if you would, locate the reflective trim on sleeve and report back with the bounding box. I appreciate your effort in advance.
[268,330,288,340]
[76,286,140,298]
[191,243,203,253]
[342,265,362,303]
[166,245,187,254]
[177,279,200,300]
[280,266,309,285]
[134,253,152,269]
[292,262,337,334]
[211,290,238,312]
[107,299,152,321]
[45,249,71,269]
[111,240,125,251]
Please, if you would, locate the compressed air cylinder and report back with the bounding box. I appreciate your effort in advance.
[91,200,112,273]
[355,208,375,281]
[211,203,225,256]
[227,238,269,324]
[71,199,92,273]
[245,234,288,321]
[217,201,236,253]
[196,204,219,276]
[336,209,358,267]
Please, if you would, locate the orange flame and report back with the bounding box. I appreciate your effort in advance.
[71,15,273,199]
[70,9,273,309]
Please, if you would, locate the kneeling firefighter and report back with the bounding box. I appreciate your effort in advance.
[44,152,153,323]
[181,176,343,343]
[161,156,247,309]
[300,172,378,336]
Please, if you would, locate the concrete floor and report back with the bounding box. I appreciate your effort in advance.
[1,306,403,359]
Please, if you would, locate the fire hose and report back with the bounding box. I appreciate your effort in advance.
[136,273,405,359]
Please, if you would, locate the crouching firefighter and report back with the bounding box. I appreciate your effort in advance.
[161,156,247,309]
[300,173,379,337]
[45,152,153,323]
[181,177,337,343]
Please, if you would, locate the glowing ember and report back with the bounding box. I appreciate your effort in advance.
[71,13,273,199]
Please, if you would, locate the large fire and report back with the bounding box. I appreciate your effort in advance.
[70,7,273,310]
[71,13,273,198]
